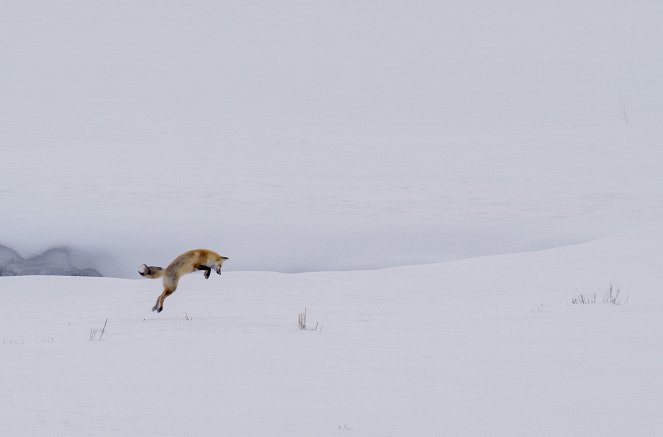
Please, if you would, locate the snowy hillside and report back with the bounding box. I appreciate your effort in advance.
[2,234,663,436]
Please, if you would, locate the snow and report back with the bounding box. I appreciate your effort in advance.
[2,235,663,436]
[2,0,663,434]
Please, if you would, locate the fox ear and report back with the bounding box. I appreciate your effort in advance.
[222,256,229,260]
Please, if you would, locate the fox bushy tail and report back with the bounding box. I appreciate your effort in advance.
[138,264,165,279]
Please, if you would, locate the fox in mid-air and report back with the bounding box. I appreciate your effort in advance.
[139,249,229,313]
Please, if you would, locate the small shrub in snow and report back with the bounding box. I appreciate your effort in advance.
[603,284,627,305]
[89,318,108,341]
[530,304,547,313]
[619,97,629,125]
[298,308,322,332]
[571,293,597,304]
[571,284,628,305]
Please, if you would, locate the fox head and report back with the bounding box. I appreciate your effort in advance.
[215,256,229,274]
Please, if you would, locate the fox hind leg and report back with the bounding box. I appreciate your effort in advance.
[153,288,175,313]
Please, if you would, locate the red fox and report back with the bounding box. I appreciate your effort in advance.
[139,249,229,313]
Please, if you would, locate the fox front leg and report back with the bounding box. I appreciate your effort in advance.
[195,265,211,279]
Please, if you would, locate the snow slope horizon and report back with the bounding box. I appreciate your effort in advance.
[2,0,663,276]
[2,233,663,436]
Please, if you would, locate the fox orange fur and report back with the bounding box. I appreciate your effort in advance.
[139,249,228,313]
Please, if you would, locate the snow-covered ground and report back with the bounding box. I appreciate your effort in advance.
[2,234,663,436]
[2,0,663,435]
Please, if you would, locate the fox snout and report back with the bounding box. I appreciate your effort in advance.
[215,256,229,274]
